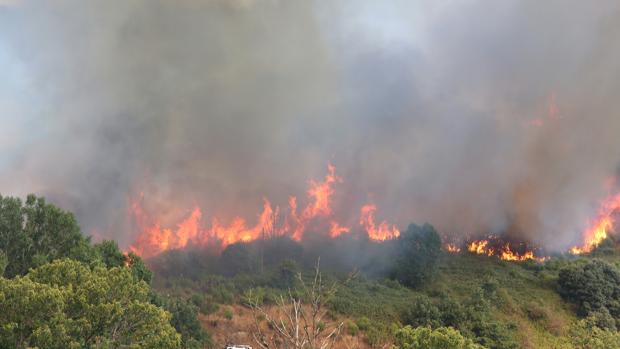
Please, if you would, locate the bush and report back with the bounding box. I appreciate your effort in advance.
[366,325,393,348]
[391,223,442,288]
[393,326,484,349]
[402,296,442,328]
[569,316,620,349]
[160,297,212,349]
[346,320,359,336]
[356,316,371,332]
[558,259,620,319]
[523,302,548,322]
[224,307,234,320]
[190,293,219,315]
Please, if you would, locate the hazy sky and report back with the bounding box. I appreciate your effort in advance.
[1,0,620,250]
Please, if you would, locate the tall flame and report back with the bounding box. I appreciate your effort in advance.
[570,190,620,254]
[359,204,400,241]
[129,164,400,258]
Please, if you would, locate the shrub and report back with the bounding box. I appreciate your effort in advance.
[393,326,484,349]
[558,259,620,319]
[402,296,442,328]
[523,302,548,322]
[366,325,392,348]
[356,316,371,332]
[569,316,620,349]
[346,320,359,336]
[223,307,234,320]
[391,224,442,288]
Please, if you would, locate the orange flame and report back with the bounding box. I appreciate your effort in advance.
[329,222,350,238]
[445,243,460,253]
[359,204,400,241]
[129,164,402,258]
[466,239,546,262]
[468,240,491,255]
[570,190,620,254]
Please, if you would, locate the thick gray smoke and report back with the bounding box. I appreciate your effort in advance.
[1,0,620,250]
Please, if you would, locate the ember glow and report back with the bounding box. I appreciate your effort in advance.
[444,243,461,253]
[130,164,399,258]
[570,190,620,254]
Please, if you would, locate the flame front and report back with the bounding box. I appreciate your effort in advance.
[130,164,400,258]
[465,238,547,262]
[570,190,620,254]
[359,204,400,241]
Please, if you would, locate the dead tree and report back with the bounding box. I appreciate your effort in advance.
[247,260,354,349]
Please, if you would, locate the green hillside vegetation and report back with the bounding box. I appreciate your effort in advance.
[3,194,620,348]
[0,194,209,349]
[151,230,620,348]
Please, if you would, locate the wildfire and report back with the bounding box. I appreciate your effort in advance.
[359,204,400,241]
[130,164,400,258]
[444,243,460,253]
[570,190,620,254]
[464,238,547,262]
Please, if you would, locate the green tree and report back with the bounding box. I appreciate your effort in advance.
[127,251,154,284]
[0,194,95,277]
[391,223,442,287]
[558,259,620,321]
[394,326,485,349]
[151,294,212,349]
[0,259,181,348]
[94,239,127,268]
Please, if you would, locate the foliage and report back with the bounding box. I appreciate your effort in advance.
[0,259,180,348]
[356,316,371,332]
[393,326,485,349]
[127,251,153,284]
[94,239,127,268]
[345,320,359,336]
[162,297,212,349]
[568,315,620,349]
[402,296,442,328]
[558,259,620,322]
[391,223,442,287]
[0,194,94,277]
[400,288,517,349]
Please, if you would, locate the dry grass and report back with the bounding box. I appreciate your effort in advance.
[200,304,374,349]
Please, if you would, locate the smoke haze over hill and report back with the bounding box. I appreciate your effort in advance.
[1,0,620,251]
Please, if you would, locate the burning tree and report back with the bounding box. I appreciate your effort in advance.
[246,260,353,349]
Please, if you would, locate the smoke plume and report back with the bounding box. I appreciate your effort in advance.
[1,0,620,251]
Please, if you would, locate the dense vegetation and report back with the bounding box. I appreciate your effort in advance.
[3,193,620,348]
[0,194,209,349]
[150,230,620,348]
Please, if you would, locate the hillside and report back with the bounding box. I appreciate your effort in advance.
[149,244,620,349]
